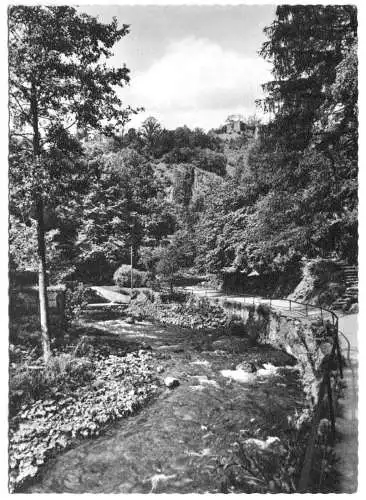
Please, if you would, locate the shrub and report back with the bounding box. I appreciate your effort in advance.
[159,289,188,303]
[64,282,90,328]
[205,274,223,290]
[155,247,181,292]
[125,293,159,320]
[135,289,157,303]
[256,303,271,319]
[194,149,227,176]
[9,353,95,413]
[113,265,150,288]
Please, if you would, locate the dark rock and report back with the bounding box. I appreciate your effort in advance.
[156,344,185,353]
[212,338,232,350]
[236,361,257,373]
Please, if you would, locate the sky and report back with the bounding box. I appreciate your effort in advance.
[80,5,276,130]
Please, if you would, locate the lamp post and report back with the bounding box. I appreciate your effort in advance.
[129,212,137,298]
[130,244,133,297]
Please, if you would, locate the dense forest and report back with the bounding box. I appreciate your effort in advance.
[9,5,357,351]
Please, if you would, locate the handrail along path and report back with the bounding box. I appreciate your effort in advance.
[185,286,344,492]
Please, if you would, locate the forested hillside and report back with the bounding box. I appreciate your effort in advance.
[195,6,358,279]
[9,4,357,336]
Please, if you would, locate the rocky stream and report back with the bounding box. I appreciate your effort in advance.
[23,316,307,493]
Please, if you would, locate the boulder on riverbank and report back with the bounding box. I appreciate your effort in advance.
[164,376,180,389]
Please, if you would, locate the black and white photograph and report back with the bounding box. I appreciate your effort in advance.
[7,1,359,494]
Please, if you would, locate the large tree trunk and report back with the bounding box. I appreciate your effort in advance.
[31,82,52,363]
[36,198,52,363]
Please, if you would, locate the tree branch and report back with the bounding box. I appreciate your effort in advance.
[64,119,78,131]
[9,92,30,121]
[9,132,33,146]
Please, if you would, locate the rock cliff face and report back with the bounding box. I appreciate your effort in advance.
[288,259,347,307]
[155,161,224,208]
[266,315,334,405]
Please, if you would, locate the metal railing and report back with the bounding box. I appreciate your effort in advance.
[297,336,341,491]
[186,285,344,491]
[221,294,343,492]
[186,286,342,378]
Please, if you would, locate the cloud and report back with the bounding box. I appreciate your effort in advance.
[122,37,272,130]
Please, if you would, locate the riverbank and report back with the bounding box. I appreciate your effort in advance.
[12,305,338,493]
[21,315,311,493]
[8,323,160,492]
[10,288,342,493]
[334,314,358,492]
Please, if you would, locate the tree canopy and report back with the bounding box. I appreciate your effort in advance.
[193,5,358,276]
[9,5,358,336]
[9,5,136,360]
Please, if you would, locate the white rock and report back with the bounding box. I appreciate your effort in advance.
[189,385,205,391]
[164,377,180,389]
[194,375,219,388]
[244,436,286,455]
[256,363,278,377]
[220,369,256,383]
[150,473,176,492]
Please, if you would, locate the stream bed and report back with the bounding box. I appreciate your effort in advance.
[24,318,305,493]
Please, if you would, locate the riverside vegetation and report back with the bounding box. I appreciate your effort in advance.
[10,291,334,492]
[10,288,339,493]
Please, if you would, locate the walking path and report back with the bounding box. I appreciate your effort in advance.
[90,285,130,304]
[184,286,335,322]
[186,286,359,493]
[335,313,358,493]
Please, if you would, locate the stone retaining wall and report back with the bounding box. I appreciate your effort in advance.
[128,292,336,407]
[215,297,336,406]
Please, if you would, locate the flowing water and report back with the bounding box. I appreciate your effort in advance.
[25,319,304,493]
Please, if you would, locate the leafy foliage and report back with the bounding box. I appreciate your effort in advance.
[155,245,184,291]
[64,282,90,328]
[9,6,134,139]
[193,5,358,277]
[253,5,358,263]
[121,120,225,176]
[9,5,137,358]
[113,265,150,288]
[9,342,158,492]
[72,147,175,282]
